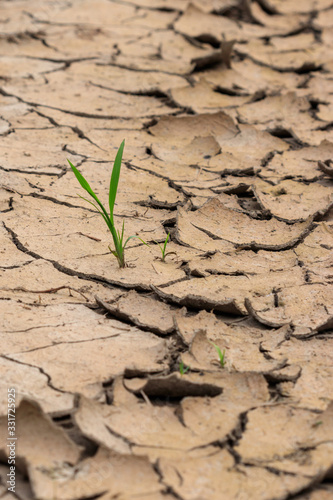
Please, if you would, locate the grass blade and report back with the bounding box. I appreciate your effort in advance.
[109,140,125,223]
[77,195,113,235]
[163,232,170,253]
[68,160,109,220]
[179,360,190,375]
[154,232,171,261]
[78,195,106,219]
[123,235,149,249]
[120,220,125,245]
[209,342,226,368]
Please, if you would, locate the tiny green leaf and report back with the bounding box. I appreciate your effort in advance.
[179,360,190,375]
[209,342,226,368]
[163,232,170,253]
[155,232,172,262]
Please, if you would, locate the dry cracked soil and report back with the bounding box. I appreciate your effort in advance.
[0,0,333,499]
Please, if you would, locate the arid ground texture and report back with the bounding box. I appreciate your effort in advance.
[0,0,333,499]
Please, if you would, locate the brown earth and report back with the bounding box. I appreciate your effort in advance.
[0,0,333,499]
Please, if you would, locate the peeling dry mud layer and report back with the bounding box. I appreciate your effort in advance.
[1,0,333,499]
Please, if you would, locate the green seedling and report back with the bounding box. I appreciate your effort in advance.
[68,140,146,268]
[155,232,176,262]
[179,360,190,375]
[210,342,226,368]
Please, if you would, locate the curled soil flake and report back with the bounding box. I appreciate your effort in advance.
[179,197,314,250]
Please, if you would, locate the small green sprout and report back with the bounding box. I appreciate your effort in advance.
[155,232,176,262]
[210,342,226,368]
[68,140,146,268]
[179,360,190,375]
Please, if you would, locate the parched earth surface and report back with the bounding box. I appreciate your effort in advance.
[1,0,333,499]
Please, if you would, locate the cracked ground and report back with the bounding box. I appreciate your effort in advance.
[0,0,333,499]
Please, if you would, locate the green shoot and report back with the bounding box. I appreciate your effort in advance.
[155,232,176,262]
[179,360,190,375]
[210,342,226,368]
[68,141,143,268]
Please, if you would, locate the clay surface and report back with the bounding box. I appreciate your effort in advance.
[0,0,333,499]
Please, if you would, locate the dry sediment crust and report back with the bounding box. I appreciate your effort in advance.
[1,0,333,498]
